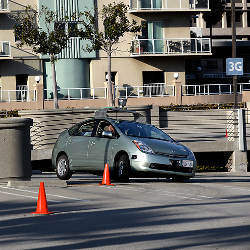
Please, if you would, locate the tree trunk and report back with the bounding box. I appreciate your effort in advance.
[51,55,59,109]
[107,49,114,107]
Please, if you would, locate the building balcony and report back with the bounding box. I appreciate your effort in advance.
[131,38,211,56]
[0,41,11,58]
[0,0,9,12]
[129,0,209,13]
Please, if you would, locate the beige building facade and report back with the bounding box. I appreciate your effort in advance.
[90,0,211,93]
[0,0,214,110]
[0,0,42,102]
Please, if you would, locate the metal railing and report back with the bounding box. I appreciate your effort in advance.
[44,87,107,100]
[130,0,209,10]
[115,84,175,98]
[131,38,211,56]
[187,72,250,79]
[44,84,175,100]
[0,89,37,102]
[0,0,8,11]
[0,41,11,57]
[182,83,250,96]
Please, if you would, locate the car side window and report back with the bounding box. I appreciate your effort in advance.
[95,121,117,138]
[69,120,95,137]
[77,120,95,137]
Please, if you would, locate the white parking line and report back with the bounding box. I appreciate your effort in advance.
[223,185,250,192]
[0,190,57,202]
[0,186,86,202]
[107,185,203,201]
[107,185,229,201]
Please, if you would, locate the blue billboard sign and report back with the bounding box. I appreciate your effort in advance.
[226,58,243,76]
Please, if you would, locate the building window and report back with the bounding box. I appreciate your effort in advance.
[139,21,164,53]
[16,74,28,86]
[226,11,231,27]
[248,8,250,27]
[1,0,8,10]
[68,22,78,37]
[54,22,66,33]
[235,8,243,27]
[142,71,165,96]
[54,22,78,37]
[16,74,28,101]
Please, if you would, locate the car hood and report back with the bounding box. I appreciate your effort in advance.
[132,137,189,157]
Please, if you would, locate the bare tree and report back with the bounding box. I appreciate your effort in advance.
[79,2,141,107]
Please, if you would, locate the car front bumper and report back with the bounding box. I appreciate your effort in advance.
[130,152,196,177]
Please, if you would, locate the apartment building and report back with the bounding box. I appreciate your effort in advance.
[187,0,250,84]
[89,0,211,97]
[0,0,42,102]
[40,0,211,100]
[0,0,211,105]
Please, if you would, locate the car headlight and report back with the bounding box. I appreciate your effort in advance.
[132,140,154,154]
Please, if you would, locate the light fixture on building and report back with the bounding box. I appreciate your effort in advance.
[174,72,179,79]
[35,76,41,83]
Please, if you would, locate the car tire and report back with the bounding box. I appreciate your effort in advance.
[172,175,190,182]
[114,154,130,182]
[56,154,72,180]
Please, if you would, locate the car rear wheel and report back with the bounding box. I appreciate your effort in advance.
[56,154,72,180]
[114,154,130,182]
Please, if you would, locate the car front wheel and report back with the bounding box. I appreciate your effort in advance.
[56,154,72,180]
[114,154,130,182]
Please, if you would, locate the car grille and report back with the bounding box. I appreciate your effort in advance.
[154,152,187,158]
[149,163,193,173]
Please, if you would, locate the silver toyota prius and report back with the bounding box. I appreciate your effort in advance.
[52,108,196,181]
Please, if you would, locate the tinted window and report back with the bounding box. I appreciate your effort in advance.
[116,121,173,141]
[95,120,117,138]
[68,119,95,136]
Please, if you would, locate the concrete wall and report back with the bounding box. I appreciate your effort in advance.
[18,106,239,161]
[151,107,236,152]
[19,106,152,160]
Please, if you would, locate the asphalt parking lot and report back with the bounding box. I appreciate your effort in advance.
[1,172,250,250]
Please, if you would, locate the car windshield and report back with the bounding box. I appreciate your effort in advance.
[115,120,173,141]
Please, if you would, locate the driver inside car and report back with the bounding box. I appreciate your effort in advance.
[104,124,116,136]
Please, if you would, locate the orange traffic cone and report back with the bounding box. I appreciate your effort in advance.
[32,182,53,215]
[100,163,114,186]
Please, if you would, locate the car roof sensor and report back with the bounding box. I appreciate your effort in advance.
[95,107,146,123]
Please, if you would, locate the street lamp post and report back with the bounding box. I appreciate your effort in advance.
[231,0,237,109]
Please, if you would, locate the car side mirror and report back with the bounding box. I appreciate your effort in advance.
[102,131,113,138]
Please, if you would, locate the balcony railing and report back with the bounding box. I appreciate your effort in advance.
[0,89,37,102]
[0,41,11,57]
[182,83,250,96]
[44,84,175,100]
[130,0,209,11]
[131,38,211,56]
[115,84,175,98]
[0,0,8,11]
